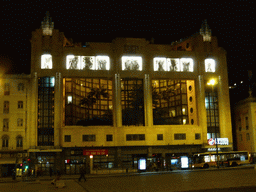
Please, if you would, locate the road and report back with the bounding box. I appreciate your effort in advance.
[0,168,256,191]
[77,169,256,192]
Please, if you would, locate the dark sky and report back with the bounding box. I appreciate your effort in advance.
[1,0,254,85]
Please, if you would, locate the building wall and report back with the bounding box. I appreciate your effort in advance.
[235,98,256,153]
[27,28,233,151]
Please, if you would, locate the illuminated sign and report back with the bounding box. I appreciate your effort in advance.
[208,148,221,152]
[208,138,229,146]
[181,156,189,168]
[138,159,146,170]
[83,149,108,156]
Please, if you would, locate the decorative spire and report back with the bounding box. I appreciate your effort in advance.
[41,11,54,36]
[200,19,212,42]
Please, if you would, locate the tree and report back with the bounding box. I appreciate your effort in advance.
[80,87,110,125]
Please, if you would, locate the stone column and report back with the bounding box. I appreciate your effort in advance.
[54,72,62,147]
[197,75,208,145]
[217,76,233,144]
[28,72,38,148]
[144,74,153,127]
[114,74,122,127]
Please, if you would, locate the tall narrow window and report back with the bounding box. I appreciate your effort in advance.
[2,135,9,148]
[3,119,9,132]
[121,79,144,126]
[16,136,23,148]
[18,101,23,109]
[38,77,55,146]
[4,83,10,95]
[17,118,23,126]
[3,101,9,114]
[245,117,249,130]
[205,91,219,139]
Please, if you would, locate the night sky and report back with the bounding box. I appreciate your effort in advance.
[1,1,255,86]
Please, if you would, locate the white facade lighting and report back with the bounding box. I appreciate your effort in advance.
[41,54,52,69]
[180,58,193,72]
[167,58,180,72]
[153,57,167,71]
[66,55,81,70]
[96,56,110,70]
[205,59,216,72]
[122,56,142,71]
[81,56,96,70]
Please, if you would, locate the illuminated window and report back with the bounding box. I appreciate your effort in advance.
[122,56,142,71]
[121,79,144,126]
[41,54,52,69]
[180,58,193,72]
[167,58,180,71]
[154,57,167,71]
[152,80,189,125]
[81,56,95,70]
[67,96,72,104]
[65,78,113,126]
[205,59,216,72]
[66,55,80,70]
[96,56,110,70]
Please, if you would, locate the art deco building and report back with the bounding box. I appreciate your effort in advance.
[0,14,233,175]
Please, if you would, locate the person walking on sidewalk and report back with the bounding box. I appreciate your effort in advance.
[78,166,86,182]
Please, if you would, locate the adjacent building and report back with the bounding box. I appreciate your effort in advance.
[0,14,233,176]
[234,96,256,162]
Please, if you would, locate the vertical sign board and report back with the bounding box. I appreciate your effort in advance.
[83,149,108,156]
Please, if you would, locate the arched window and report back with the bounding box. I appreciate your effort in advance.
[2,135,9,148]
[16,135,23,148]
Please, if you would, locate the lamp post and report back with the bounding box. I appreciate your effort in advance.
[207,79,219,169]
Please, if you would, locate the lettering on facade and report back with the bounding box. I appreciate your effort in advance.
[208,138,229,146]
[83,149,108,156]
[124,45,139,54]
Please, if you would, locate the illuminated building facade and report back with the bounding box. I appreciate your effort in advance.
[234,97,256,162]
[0,14,233,175]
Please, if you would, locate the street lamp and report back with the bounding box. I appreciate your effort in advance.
[207,79,219,169]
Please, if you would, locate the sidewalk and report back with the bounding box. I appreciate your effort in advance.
[1,164,255,183]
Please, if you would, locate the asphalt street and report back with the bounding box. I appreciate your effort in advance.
[1,167,256,192]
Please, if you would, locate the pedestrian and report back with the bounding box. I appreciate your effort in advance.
[78,166,86,182]
[11,169,16,180]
